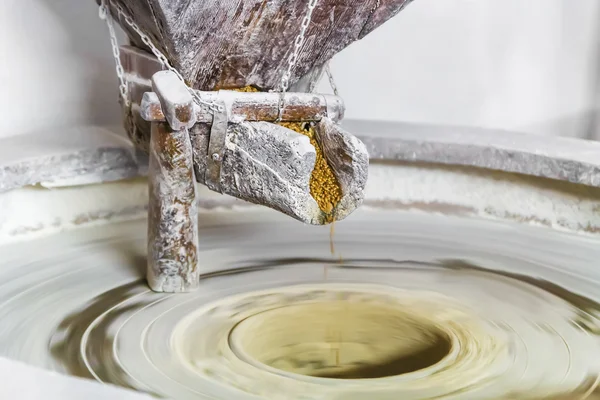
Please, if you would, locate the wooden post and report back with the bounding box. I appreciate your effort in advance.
[105,0,412,91]
[147,71,199,292]
[147,122,199,292]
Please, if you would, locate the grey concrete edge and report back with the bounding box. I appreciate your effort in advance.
[0,126,148,193]
[1,120,599,191]
[346,120,600,188]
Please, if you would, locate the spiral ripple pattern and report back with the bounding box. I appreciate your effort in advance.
[0,209,599,399]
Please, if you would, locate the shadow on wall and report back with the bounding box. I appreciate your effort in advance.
[40,0,125,130]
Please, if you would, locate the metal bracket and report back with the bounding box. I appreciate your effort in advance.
[205,100,229,193]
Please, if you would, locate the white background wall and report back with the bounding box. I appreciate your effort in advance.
[2,0,600,140]
[0,0,122,138]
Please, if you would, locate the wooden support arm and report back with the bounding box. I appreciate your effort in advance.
[140,91,345,124]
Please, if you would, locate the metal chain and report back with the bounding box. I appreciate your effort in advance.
[99,0,129,107]
[325,62,339,96]
[98,0,223,113]
[279,0,319,93]
[275,0,319,121]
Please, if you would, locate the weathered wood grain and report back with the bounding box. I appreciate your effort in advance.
[147,122,199,292]
[104,0,413,90]
[140,90,345,123]
[151,71,197,130]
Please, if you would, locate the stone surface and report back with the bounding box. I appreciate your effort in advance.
[0,126,147,193]
[348,120,600,188]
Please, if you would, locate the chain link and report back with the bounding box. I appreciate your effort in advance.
[279,0,319,93]
[98,0,223,114]
[99,0,129,107]
[325,62,339,96]
[274,0,319,121]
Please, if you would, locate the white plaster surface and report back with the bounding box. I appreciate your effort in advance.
[2,0,600,139]
[1,161,599,245]
[364,162,600,234]
[0,180,149,244]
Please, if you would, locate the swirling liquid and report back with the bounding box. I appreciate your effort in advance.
[0,209,598,399]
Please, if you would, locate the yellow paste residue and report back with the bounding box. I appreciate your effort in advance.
[234,86,342,220]
[233,86,259,93]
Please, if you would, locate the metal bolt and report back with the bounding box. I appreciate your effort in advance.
[212,153,220,161]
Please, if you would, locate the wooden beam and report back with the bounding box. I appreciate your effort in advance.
[140,91,345,123]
